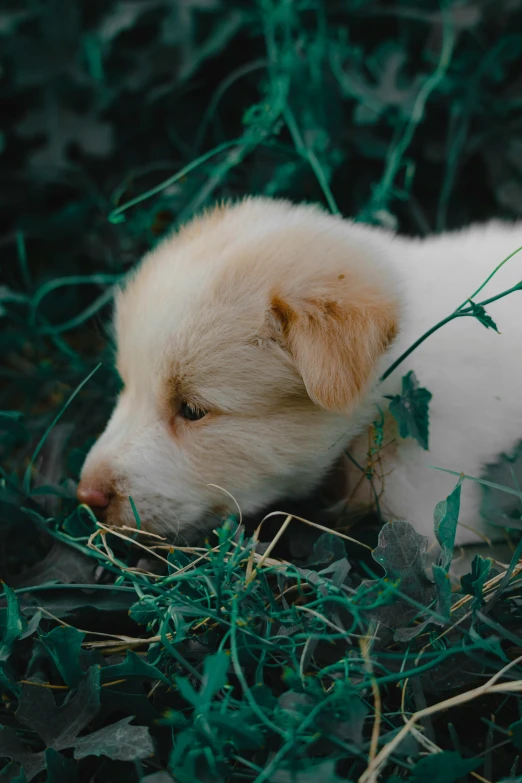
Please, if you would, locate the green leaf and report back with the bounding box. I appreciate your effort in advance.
[0,664,21,698]
[206,711,265,749]
[468,300,499,332]
[0,764,27,782]
[44,749,78,783]
[479,438,522,529]
[16,666,100,749]
[324,693,368,748]
[0,584,24,662]
[176,650,230,712]
[311,531,346,565]
[129,596,159,625]
[372,521,431,584]
[508,717,522,750]
[433,565,452,621]
[460,555,492,605]
[362,521,436,636]
[62,509,96,538]
[73,716,154,761]
[434,479,462,570]
[409,751,480,783]
[0,410,24,421]
[387,371,432,450]
[38,626,85,688]
[1,666,152,775]
[0,727,42,781]
[0,667,100,779]
[101,651,170,686]
[199,651,230,708]
[175,677,200,709]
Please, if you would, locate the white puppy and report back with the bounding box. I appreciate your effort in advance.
[78,198,522,546]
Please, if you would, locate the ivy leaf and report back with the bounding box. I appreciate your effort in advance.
[44,749,78,783]
[360,521,435,637]
[73,715,154,761]
[461,555,492,606]
[15,666,100,752]
[0,667,153,780]
[310,532,347,567]
[434,479,462,570]
[409,751,480,783]
[387,371,433,450]
[372,521,431,586]
[38,626,86,688]
[468,300,499,332]
[0,727,41,781]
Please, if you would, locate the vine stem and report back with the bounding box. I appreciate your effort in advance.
[107,139,240,223]
[380,270,522,383]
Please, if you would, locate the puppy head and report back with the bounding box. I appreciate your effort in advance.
[78,198,399,539]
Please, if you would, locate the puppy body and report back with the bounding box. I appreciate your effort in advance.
[348,221,522,544]
[79,199,522,545]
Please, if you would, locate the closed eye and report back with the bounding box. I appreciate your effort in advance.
[179,401,207,421]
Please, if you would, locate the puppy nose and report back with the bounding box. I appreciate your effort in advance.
[77,482,112,511]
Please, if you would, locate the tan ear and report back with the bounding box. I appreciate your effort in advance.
[270,281,398,413]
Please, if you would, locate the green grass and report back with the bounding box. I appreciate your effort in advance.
[2,1,522,781]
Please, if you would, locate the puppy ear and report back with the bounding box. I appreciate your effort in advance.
[269,280,398,413]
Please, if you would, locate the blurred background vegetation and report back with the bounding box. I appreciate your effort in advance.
[2,0,522,480]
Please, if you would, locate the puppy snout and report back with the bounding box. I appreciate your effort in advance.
[77,470,115,518]
[77,483,111,509]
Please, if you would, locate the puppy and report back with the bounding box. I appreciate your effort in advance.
[78,198,522,547]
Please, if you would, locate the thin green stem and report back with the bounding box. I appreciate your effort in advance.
[371,3,455,212]
[381,280,522,382]
[107,139,240,223]
[23,364,101,494]
[455,245,522,311]
[12,582,137,594]
[229,600,282,735]
[381,312,467,381]
[283,106,339,215]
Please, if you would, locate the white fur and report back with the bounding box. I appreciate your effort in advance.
[79,198,522,546]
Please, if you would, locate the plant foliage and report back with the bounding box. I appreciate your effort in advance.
[2,0,522,781]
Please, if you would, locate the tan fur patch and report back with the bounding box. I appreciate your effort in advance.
[270,281,398,413]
